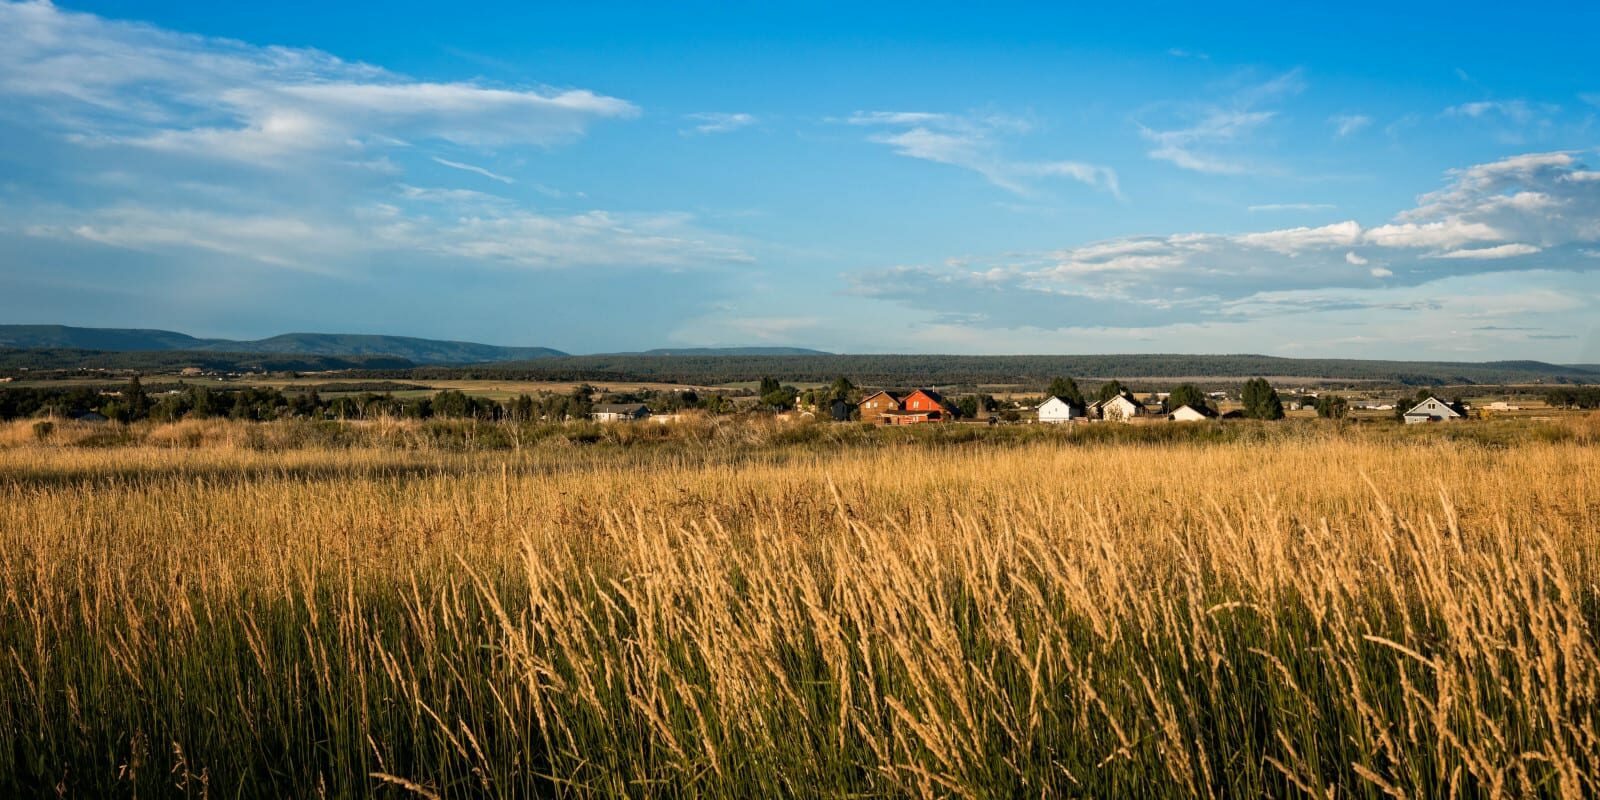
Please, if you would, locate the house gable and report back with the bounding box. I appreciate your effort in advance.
[1037,396,1084,421]
[858,391,901,411]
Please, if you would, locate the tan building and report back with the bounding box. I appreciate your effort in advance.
[857,390,901,424]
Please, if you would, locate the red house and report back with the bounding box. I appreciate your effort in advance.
[884,389,956,424]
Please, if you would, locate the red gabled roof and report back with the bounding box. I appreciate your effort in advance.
[902,388,954,412]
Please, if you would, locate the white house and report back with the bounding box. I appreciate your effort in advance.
[1092,392,1147,422]
[1169,404,1217,422]
[591,403,650,422]
[1036,396,1085,423]
[1403,396,1466,424]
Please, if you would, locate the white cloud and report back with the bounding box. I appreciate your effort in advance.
[1329,113,1371,137]
[1249,203,1336,212]
[846,109,1118,196]
[684,112,756,135]
[27,193,751,274]
[1237,221,1362,254]
[845,111,952,127]
[1429,243,1542,259]
[1140,110,1273,174]
[0,0,638,164]
[1364,220,1504,249]
[431,157,514,184]
[0,1,750,278]
[1138,69,1304,174]
[1444,100,1549,124]
[850,151,1600,327]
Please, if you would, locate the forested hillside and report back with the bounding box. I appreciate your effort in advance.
[374,353,1600,386]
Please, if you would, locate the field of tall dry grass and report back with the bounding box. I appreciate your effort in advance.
[2,418,1599,797]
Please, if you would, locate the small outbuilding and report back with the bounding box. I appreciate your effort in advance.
[591,403,650,422]
[1169,404,1217,422]
[829,399,853,422]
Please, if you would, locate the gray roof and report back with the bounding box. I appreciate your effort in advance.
[592,403,649,414]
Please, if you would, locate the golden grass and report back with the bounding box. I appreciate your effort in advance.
[1,424,1598,796]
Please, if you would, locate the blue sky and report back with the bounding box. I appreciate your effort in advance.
[2,1,1599,359]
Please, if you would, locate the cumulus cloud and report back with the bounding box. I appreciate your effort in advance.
[844,109,1119,196]
[850,151,1600,328]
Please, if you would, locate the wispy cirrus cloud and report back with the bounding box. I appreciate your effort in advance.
[849,151,1600,328]
[1137,69,1305,174]
[432,157,514,184]
[20,187,750,274]
[843,110,1120,197]
[1442,99,1563,145]
[1445,99,1555,124]
[682,112,756,134]
[1248,202,1336,212]
[0,1,637,163]
[0,0,752,278]
[1329,113,1371,137]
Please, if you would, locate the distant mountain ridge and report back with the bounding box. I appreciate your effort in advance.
[0,325,567,365]
[0,325,830,365]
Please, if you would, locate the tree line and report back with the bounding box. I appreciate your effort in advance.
[0,379,745,423]
[354,353,1600,387]
[1544,387,1600,409]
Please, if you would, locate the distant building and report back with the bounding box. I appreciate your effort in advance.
[1403,396,1467,424]
[857,391,901,424]
[1036,396,1086,424]
[884,389,955,424]
[829,399,853,422]
[591,403,650,422]
[1169,404,1218,422]
[1091,392,1148,422]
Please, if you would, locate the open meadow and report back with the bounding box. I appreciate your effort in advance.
[3,416,1600,797]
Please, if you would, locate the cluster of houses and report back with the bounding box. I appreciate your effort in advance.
[589,388,1474,425]
[858,387,1215,424]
